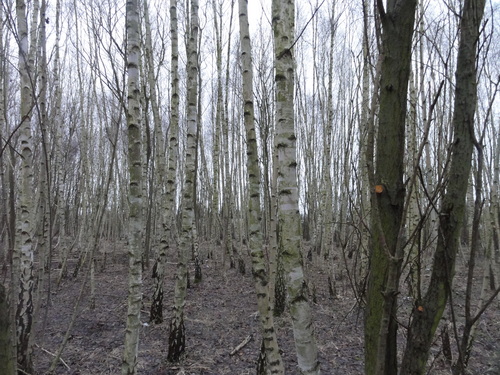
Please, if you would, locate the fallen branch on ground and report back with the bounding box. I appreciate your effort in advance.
[36,344,71,370]
[230,334,253,356]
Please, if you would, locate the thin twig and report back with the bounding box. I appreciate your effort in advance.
[36,344,71,370]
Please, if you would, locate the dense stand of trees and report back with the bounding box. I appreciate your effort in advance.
[0,0,499,374]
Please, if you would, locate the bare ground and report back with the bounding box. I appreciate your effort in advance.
[32,242,500,374]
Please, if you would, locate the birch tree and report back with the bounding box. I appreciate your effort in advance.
[34,0,51,326]
[15,0,36,372]
[211,0,223,250]
[53,0,65,248]
[168,0,200,362]
[272,1,320,373]
[321,2,337,295]
[122,0,143,372]
[0,0,12,269]
[221,0,236,270]
[238,0,284,373]
[150,0,180,324]
[146,0,168,324]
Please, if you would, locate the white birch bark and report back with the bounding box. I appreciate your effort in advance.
[167,0,180,241]
[322,2,336,296]
[53,0,69,284]
[146,0,169,324]
[406,71,419,297]
[122,0,143,372]
[238,1,284,373]
[168,0,200,362]
[0,7,14,360]
[0,0,6,259]
[211,0,223,255]
[272,1,320,373]
[222,0,235,270]
[14,0,36,372]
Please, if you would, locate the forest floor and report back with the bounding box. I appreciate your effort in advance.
[32,241,500,375]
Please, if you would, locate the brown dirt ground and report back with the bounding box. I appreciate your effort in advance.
[32,242,500,375]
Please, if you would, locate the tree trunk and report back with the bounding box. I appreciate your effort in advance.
[364,1,417,374]
[122,0,144,372]
[168,0,200,362]
[146,0,171,324]
[53,0,69,285]
[400,1,486,374]
[358,0,372,285]
[15,0,36,372]
[211,0,223,250]
[238,0,284,373]
[272,1,320,373]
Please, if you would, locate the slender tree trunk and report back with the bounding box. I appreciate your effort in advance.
[272,1,319,373]
[320,2,336,297]
[222,0,235,270]
[364,1,417,374]
[34,0,54,338]
[452,142,484,374]
[491,116,500,302]
[211,0,223,251]
[53,0,69,285]
[168,0,200,362]
[167,0,180,252]
[358,0,372,284]
[122,0,143,372]
[0,6,19,373]
[238,1,284,373]
[400,1,486,374]
[192,17,202,283]
[15,0,36,372]
[0,0,11,270]
[146,0,170,324]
